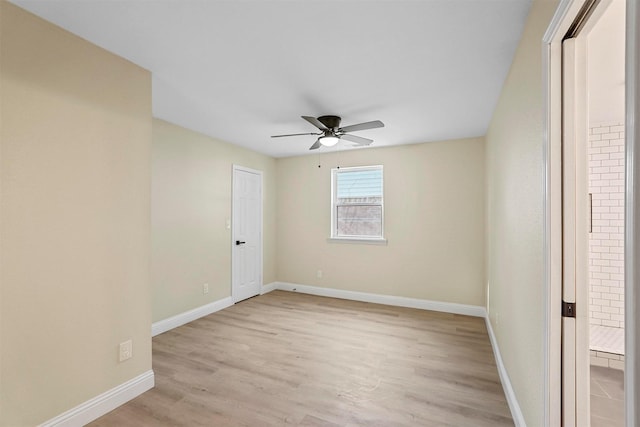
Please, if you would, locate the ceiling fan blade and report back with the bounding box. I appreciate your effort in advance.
[339,120,384,133]
[309,139,322,150]
[302,116,329,131]
[339,134,373,146]
[271,132,320,138]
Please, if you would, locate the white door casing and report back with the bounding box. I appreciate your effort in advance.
[232,165,263,303]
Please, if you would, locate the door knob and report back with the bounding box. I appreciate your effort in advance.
[236,240,246,245]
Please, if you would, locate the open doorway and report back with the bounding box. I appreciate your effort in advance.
[561,1,626,425]
[585,1,626,425]
[542,0,638,425]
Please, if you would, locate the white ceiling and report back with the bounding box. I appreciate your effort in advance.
[12,0,532,158]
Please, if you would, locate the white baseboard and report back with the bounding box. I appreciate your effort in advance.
[260,282,277,295]
[152,297,233,337]
[39,370,154,427]
[271,281,486,317]
[485,316,526,427]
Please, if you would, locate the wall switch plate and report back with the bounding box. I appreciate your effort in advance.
[119,340,132,362]
[203,283,209,294]
[317,270,323,278]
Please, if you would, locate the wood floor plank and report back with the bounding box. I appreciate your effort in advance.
[89,291,513,426]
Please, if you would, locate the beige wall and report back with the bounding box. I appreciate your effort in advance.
[0,3,152,425]
[485,0,560,425]
[152,119,277,322]
[276,138,485,306]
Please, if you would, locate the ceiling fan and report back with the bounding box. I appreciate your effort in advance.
[271,115,384,150]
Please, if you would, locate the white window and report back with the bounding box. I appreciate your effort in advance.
[331,165,384,241]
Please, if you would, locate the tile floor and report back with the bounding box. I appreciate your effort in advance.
[591,365,624,427]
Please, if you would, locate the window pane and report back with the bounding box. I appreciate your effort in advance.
[336,205,382,237]
[332,166,383,239]
[336,169,382,200]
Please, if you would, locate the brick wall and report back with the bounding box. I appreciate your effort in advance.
[589,121,625,329]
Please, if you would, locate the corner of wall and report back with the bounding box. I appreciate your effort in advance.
[151,119,278,323]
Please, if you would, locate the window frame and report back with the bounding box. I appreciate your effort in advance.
[329,165,386,244]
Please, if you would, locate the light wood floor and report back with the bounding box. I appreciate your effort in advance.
[89,291,514,426]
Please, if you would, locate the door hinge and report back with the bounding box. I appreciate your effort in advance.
[562,301,576,318]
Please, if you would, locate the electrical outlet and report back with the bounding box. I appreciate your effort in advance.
[119,340,132,362]
[203,283,209,294]
[317,270,323,278]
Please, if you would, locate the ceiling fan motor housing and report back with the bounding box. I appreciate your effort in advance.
[317,115,341,130]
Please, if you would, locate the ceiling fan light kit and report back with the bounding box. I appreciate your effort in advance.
[271,115,384,151]
[319,135,339,147]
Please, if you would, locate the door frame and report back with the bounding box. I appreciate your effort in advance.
[231,164,263,303]
[543,0,639,425]
[624,1,640,425]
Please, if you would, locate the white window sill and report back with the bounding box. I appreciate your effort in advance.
[327,237,388,245]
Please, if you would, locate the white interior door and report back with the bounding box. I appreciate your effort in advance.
[232,165,262,303]
[561,36,591,427]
